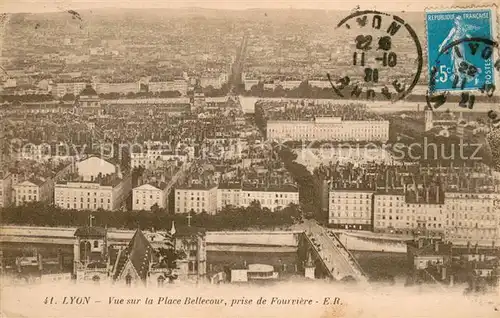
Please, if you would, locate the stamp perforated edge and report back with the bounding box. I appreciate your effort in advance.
[423,4,499,98]
[423,4,500,171]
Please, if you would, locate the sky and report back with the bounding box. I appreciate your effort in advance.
[0,0,487,14]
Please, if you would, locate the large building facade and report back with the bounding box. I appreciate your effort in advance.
[328,189,374,230]
[372,191,445,235]
[54,178,131,211]
[130,151,187,170]
[54,157,131,211]
[14,178,54,206]
[240,185,299,211]
[216,183,242,210]
[443,192,499,246]
[0,172,12,207]
[175,184,218,215]
[328,187,500,247]
[266,117,389,142]
[132,183,169,211]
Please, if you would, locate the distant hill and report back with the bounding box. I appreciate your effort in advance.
[10,7,425,26]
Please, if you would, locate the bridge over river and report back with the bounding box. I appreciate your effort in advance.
[1,224,373,283]
[0,226,302,252]
[293,220,369,284]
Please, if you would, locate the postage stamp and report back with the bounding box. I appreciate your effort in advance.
[425,7,497,93]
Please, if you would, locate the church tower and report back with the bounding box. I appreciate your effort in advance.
[192,79,206,111]
[77,84,102,116]
[424,106,433,131]
[73,222,108,281]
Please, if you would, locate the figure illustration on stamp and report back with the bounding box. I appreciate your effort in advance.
[439,16,483,85]
[426,8,495,94]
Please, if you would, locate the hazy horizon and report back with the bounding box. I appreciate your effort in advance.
[1,0,491,14]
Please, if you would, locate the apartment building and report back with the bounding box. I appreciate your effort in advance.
[132,182,169,211]
[443,191,500,246]
[200,73,228,89]
[0,171,13,207]
[93,82,140,94]
[371,188,500,246]
[175,184,218,215]
[14,177,54,205]
[52,82,88,98]
[53,157,130,211]
[240,184,299,211]
[216,183,242,210]
[372,190,445,235]
[54,175,131,211]
[148,80,188,95]
[328,189,374,230]
[244,79,259,91]
[14,143,80,163]
[130,150,187,170]
[266,117,389,142]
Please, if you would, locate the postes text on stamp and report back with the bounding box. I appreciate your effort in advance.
[426,7,497,93]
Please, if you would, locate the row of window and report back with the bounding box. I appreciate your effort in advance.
[177,207,206,213]
[18,195,38,201]
[136,194,161,199]
[240,198,296,205]
[55,191,111,197]
[16,188,38,194]
[330,212,370,219]
[56,197,111,203]
[333,194,372,199]
[374,222,443,229]
[332,199,371,204]
[330,206,370,211]
[56,202,112,210]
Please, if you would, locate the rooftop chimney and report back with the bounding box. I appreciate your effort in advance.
[385,170,389,193]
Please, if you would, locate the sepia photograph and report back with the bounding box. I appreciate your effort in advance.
[0,0,499,317]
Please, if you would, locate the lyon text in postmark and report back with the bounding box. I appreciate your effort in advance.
[329,10,423,102]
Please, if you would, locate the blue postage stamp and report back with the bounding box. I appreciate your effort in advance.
[425,7,496,93]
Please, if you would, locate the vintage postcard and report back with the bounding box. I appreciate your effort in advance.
[0,0,499,317]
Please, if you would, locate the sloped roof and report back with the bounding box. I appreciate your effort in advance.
[74,226,107,237]
[79,84,98,96]
[175,225,206,237]
[218,182,242,190]
[113,229,154,281]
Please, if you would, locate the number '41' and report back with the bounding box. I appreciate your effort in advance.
[44,297,55,304]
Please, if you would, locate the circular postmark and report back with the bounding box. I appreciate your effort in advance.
[327,10,423,102]
[425,36,500,129]
[424,10,500,170]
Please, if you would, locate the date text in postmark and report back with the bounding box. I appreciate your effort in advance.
[328,10,423,102]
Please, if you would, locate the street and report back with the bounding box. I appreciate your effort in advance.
[293,219,368,283]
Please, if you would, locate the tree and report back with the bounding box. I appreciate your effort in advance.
[150,203,160,214]
[248,200,262,212]
[62,93,75,101]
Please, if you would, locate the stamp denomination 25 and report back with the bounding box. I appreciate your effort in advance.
[426,7,497,93]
